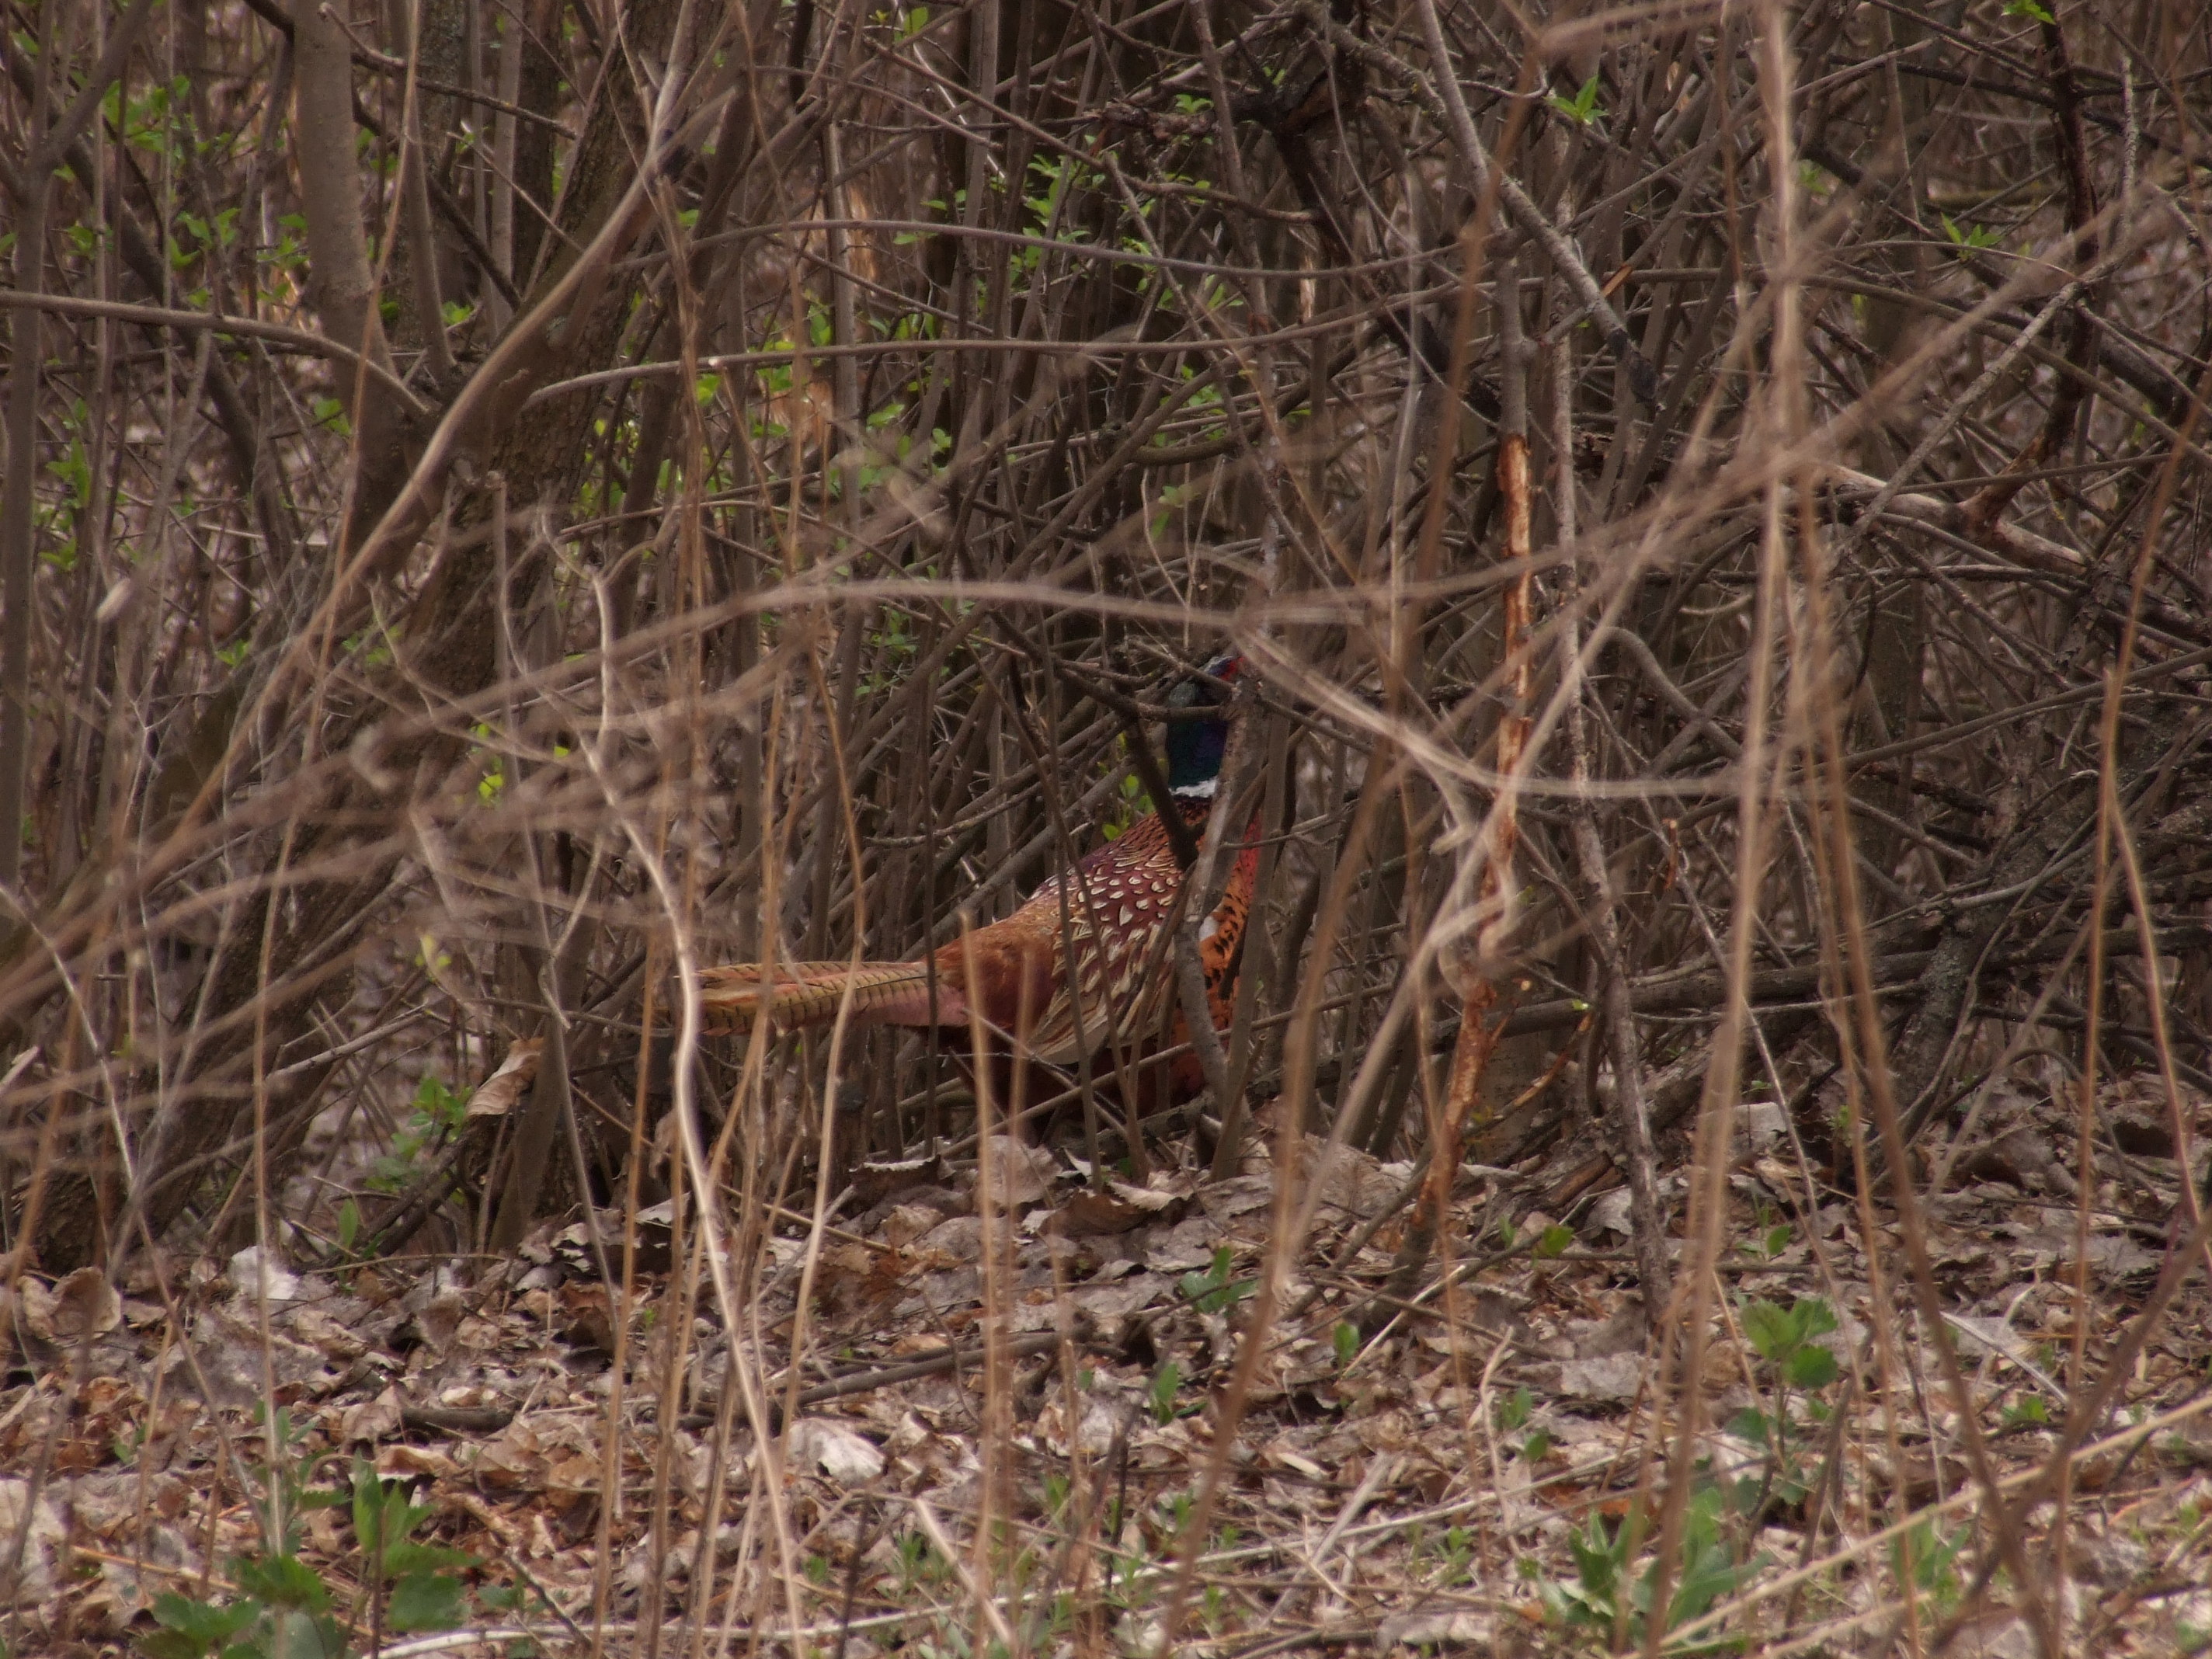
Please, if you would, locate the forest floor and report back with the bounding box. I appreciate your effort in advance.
[7,1069,2211,1658]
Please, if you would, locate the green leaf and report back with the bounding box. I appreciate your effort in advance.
[382,1540,473,1577]
[1546,74,1603,127]
[1891,1518,1966,1598]
[1178,1247,1252,1313]
[387,1571,469,1633]
[231,1553,329,1612]
[263,1608,349,1658]
[1494,1386,1532,1431]
[1566,1513,1623,1605]
[1670,1539,1763,1626]
[1785,1344,1838,1390]
[1743,1295,1835,1365]
[1793,1296,1838,1340]
[1727,1406,1772,1445]
[1149,1361,1181,1424]
[1940,214,2002,252]
[1740,1299,1793,1362]
[148,1593,260,1649]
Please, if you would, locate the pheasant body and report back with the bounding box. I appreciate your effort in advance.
[699,659,1257,1113]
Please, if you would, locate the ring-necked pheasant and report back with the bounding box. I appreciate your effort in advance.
[697,656,1260,1118]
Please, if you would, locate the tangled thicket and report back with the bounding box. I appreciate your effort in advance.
[2,0,2210,1654]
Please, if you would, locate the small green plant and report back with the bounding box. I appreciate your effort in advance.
[140,1428,479,1659]
[1727,1297,1840,1515]
[860,604,921,698]
[1494,1386,1550,1462]
[1442,1525,1474,1583]
[1148,478,1193,537]
[1201,1582,1227,1630]
[1536,1486,1763,1646]
[141,1595,263,1659]
[1740,1200,1793,1261]
[1160,1490,1196,1536]
[1548,74,1605,127]
[893,1531,952,1593]
[1332,1322,1359,1368]
[369,1074,470,1192]
[1742,1297,1839,1390]
[1890,1517,1967,1607]
[1415,1522,1474,1584]
[1099,764,1151,842]
[1148,1360,1183,1424]
[1941,214,2003,255]
[1495,1386,1533,1432]
[1177,1247,1251,1315]
[351,1461,475,1638]
[1021,152,1101,247]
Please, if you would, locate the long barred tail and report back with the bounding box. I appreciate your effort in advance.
[694,961,965,1031]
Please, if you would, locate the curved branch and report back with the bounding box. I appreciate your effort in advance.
[0,288,430,417]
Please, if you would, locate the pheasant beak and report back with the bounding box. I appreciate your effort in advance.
[1167,653,1244,712]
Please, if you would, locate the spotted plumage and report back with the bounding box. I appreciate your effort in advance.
[697,656,1257,1117]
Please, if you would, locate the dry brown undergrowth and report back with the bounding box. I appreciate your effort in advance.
[4,0,2211,1654]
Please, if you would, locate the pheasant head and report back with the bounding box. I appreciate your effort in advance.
[1164,653,1243,800]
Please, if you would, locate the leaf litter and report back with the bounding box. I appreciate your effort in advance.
[5,1078,2211,1657]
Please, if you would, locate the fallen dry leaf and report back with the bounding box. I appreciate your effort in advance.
[464,1037,546,1118]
